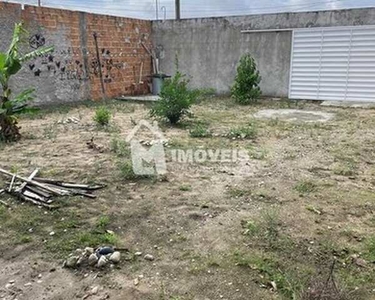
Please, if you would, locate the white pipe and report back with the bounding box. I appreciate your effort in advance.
[241,28,293,33]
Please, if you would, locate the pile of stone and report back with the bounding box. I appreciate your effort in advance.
[64,246,121,269]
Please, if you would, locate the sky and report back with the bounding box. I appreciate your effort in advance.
[6,0,375,20]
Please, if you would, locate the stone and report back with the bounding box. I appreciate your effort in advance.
[91,286,99,295]
[65,256,79,268]
[109,251,121,264]
[97,247,114,256]
[84,247,94,255]
[134,251,143,256]
[74,249,83,256]
[144,254,154,261]
[77,256,87,266]
[97,255,108,268]
[88,253,99,266]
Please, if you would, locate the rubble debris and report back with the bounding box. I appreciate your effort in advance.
[86,137,105,153]
[64,247,122,269]
[58,116,80,124]
[0,168,105,209]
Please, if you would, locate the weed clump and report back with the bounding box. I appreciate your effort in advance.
[189,124,212,138]
[93,107,111,126]
[227,123,257,140]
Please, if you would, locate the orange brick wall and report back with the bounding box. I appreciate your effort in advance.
[0,2,152,104]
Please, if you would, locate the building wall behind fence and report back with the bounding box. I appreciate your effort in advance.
[0,2,152,105]
[152,8,375,97]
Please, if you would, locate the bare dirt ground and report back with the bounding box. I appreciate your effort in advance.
[1,98,375,300]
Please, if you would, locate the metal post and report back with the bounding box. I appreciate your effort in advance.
[175,0,181,20]
[161,6,167,22]
[93,32,106,100]
[155,0,159,20]
[38,0,41,6]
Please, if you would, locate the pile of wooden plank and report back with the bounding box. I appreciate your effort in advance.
[0,168,105,209]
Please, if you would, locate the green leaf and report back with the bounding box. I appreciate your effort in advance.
[0,53,6,70]
[21,46,54,62]
[12,88,35,105]
[6,59,22,75]
[7,23,27,58]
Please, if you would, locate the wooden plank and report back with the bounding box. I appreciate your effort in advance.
[0,199,9,207]
[23,190,54,204]
[34,177,105,190]
[16,169,39,193]
[25,186,52,199]
[8,175,16,192]
[0,168,69,196]
[18,193,56,209]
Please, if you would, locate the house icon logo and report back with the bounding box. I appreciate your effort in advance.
[126,120,167,176]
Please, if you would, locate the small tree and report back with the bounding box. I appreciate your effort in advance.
[0,23,54,142]
[231,53,262,105]
[150,72,199,124]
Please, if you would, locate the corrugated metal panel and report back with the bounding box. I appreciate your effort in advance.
[289,26,375,102]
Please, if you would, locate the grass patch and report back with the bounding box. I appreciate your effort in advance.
[189,124,212,138]
[96,215,111,228]
[363,236,375,261]
[294,180,317,194]
[179,185,192,191]
[110,136,131,158]
[232,251,303,299]
[227,123,257,140]
[242,209,281,247]
[333,162,357,177]
[45,215,118,257]
[228,188,249,198]
[117,160,154,181]
[248,146,268,160]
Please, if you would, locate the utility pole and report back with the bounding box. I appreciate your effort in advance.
[175,0,181,20]
[155,0,159,20]
[38,0,41,6]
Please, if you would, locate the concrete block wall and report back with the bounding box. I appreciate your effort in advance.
[152,7,375,97]
[0,2,152,105]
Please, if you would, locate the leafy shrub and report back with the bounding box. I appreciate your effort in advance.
[93,107,111,126]
[189,124,212,138]
[150,72,200,124]
[231,53,262,105]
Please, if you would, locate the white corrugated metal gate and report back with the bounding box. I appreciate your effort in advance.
[289,26,375,102]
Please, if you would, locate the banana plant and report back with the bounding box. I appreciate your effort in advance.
[0,23,54,142]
